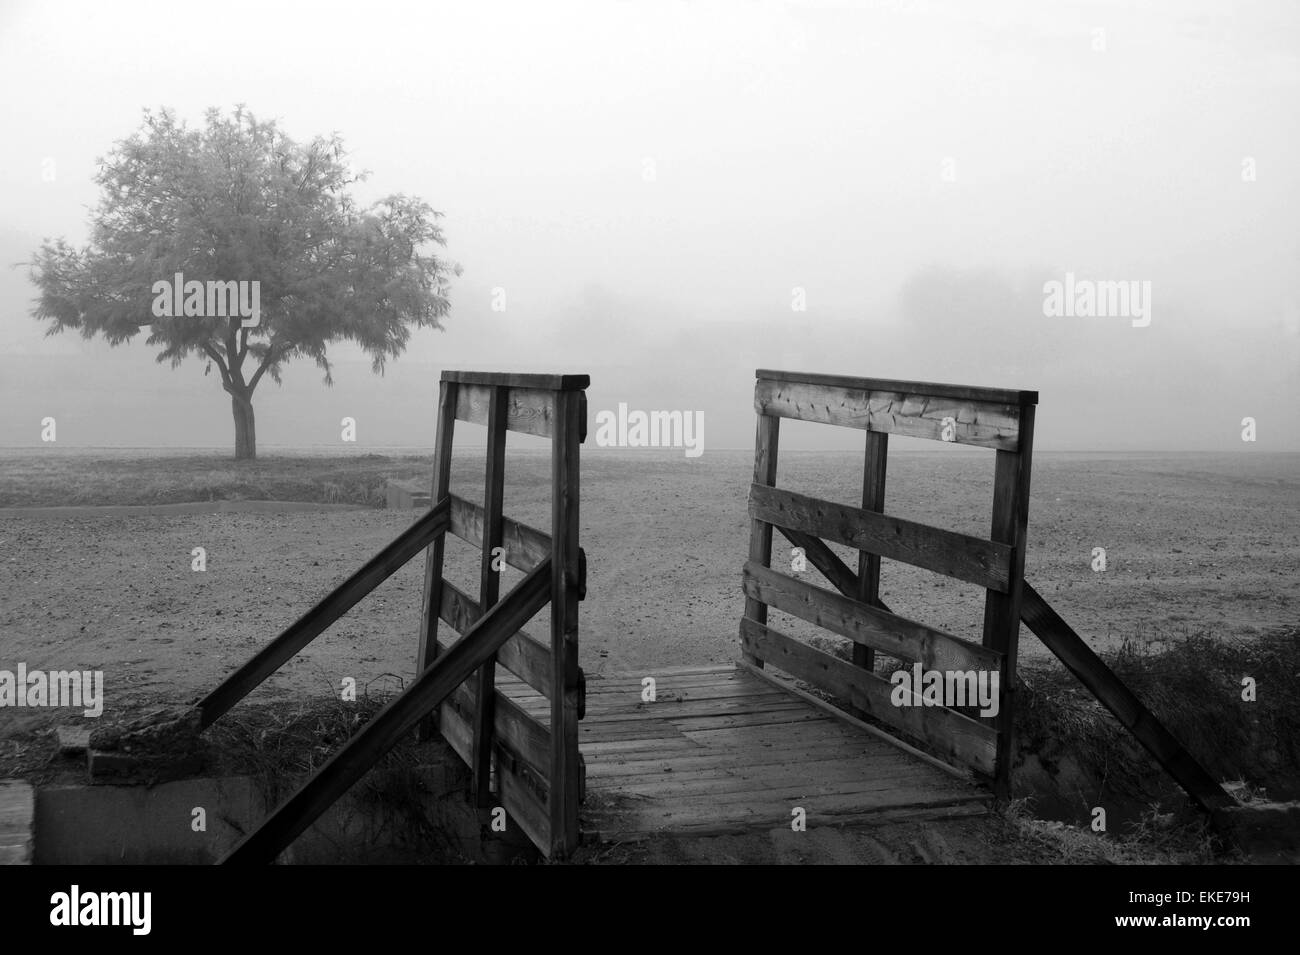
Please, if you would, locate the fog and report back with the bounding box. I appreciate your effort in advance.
[1,0,1297,451]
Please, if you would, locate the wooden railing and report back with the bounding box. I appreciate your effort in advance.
[740,369,1235,812]
[416,370,587,858]
[200,370,589,862]
[740,370,1035,791]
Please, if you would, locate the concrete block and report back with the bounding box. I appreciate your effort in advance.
[0,780,35,865]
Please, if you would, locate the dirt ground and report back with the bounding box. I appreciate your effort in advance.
[2,448,1295,734]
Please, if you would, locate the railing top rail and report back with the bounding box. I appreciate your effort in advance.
[755,369,1038,407]
[442,370,590,392]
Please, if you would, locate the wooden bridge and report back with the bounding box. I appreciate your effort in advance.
[195,369,1235,862]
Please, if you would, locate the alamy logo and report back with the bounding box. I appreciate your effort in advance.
[151,272,260,327]
[1042,271,1151,327]
[0,664,103,717]
[50,886,151,935]
[890,663,999,718]
[594,403,704,458]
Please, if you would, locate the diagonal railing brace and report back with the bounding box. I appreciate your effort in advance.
[197,498,452,729]
[220,556,554,864]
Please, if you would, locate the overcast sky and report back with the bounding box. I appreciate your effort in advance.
[1,0,1297,451]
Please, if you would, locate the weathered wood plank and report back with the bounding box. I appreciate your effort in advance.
[852,430,888,717]
[581,680,793,706]
[755,369,1037,407]
[587,741,905,777]
[438,695,473,766]
[592,742,917,776]
[591,799,988,841]
[674,708,835,733]
[496,752,552,853]
[584,719,831,750]
[742,561,1001,673]
[592,664,738,678]
[578,736,700,756]
[442,370,589,392]
[442,693,556,851]
[602,759,958,800]
[580,670,748,694]
[580,683,791,712]
[417,381,458,740]
[447,494,551,573]
[549,388,583,858]
[743,412,781,666]
[981,404,1035,793]
[455,383,556,438]
[741,663,975,780]
[754,377,1022,450]
[590,783,987,829]
[579,714,822,746]
[438,579,552,697]
[749,483,1013,592]
[589,799,987,842]
[1021,582,1234,812]
[603,767,945,806]
[578,698,798,728]
[200,500,451,728]
[739,617,997,776]
[448,680,552,781]
[471,387,509,806]
[582,723,852,758]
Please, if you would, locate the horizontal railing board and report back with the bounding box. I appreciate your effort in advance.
[439,578,553,696]
[439,693,474,764]
[754,377,1023,451]
[440,699,554,854]
[448,494,551,573]
[447,680,552,781]
[748,484,1013,592]
[442,370,590,392]
[742,561,1002,673]
[495,747,553,855]
[449,686,587,805]
[455,383,556,438]
[755,369,1037,407]
[739,617,998,777]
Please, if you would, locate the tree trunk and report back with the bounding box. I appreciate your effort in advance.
[231,392,257,460]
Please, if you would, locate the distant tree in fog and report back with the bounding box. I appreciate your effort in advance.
[27,106,459,459]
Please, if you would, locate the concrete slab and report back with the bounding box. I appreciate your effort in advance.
[0,780,35,864]
[55,725,92,756]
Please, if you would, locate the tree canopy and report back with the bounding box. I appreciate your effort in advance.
[29,105,460,457]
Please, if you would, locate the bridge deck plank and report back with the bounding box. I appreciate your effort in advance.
[564,665,989,843]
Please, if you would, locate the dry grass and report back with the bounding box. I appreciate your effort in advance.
[0,451,430,507]
[1016,624,1300,800]
[1000,798,1225,864]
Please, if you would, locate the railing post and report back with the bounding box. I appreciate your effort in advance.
[471,386,508,806]
[982,404,1035,797]
[742,405,780,668]
[851,430,888,719]
[548,386,583,857]
[417,379,458,740]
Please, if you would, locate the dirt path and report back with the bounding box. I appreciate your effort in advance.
[581,817,1042,864]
